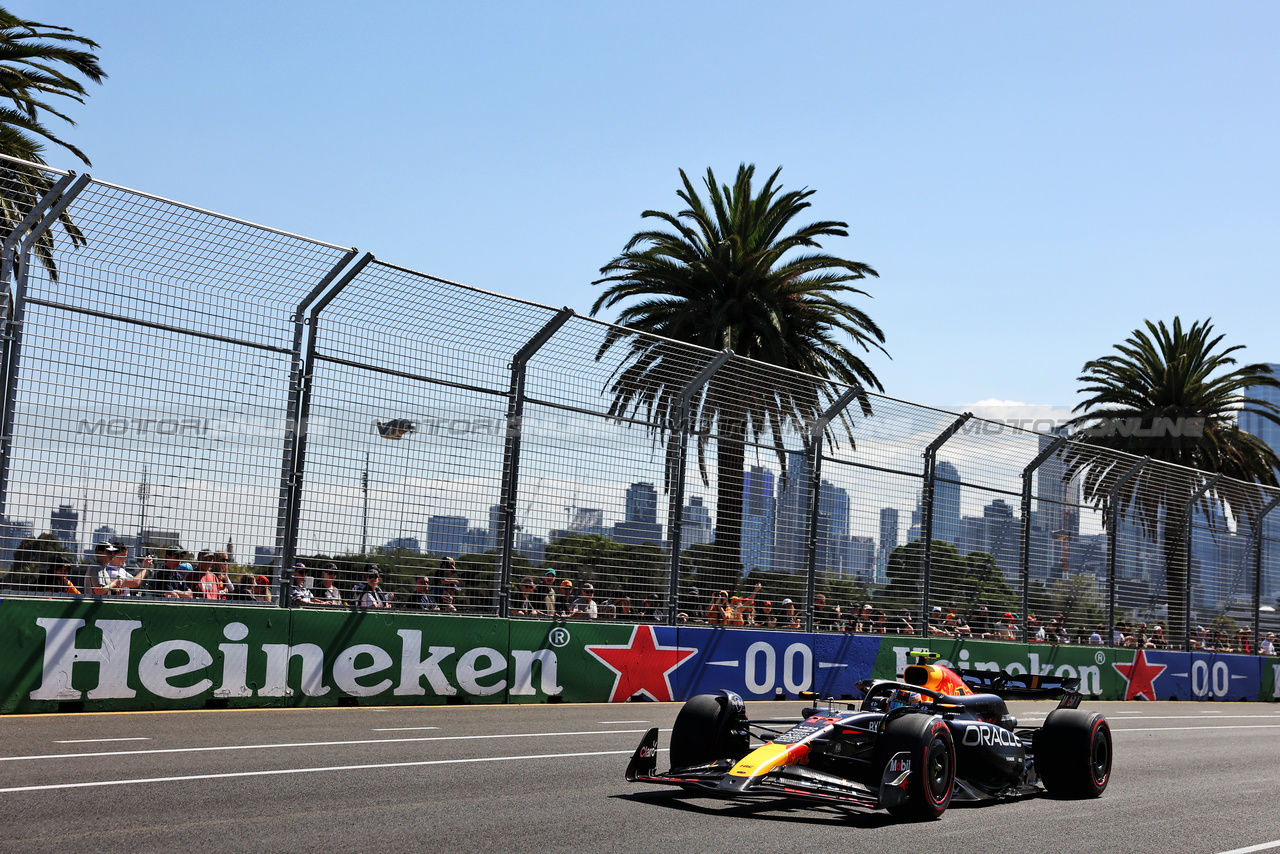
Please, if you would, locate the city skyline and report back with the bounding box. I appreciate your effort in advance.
[11,413,1279,582]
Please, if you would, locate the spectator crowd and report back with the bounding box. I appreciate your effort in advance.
[13,543,1278,655]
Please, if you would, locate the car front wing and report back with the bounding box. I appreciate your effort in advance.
[625,727,912,810]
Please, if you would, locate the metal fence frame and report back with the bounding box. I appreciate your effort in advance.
[1,154,1279,651]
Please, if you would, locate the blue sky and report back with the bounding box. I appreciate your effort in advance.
[15,1,1280,414]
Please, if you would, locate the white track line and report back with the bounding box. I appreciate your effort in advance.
[0,749,646,794]
[370,727,439,732]
[1216,840,1280,854]
[1105,715,1280,721]
[0,729,648,763]
[1113,724,1280,733]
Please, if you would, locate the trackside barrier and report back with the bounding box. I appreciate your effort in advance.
[4,156,1280,654]
[872,638,1273,702]
[1,598,1275,713]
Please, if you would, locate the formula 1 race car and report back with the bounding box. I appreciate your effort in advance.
[626,652,1111,820]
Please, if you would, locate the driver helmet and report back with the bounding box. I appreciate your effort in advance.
[887,688,924,710]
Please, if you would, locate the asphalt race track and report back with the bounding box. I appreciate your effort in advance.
[1,700,1278,854]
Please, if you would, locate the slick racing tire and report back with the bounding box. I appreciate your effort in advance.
[1034,709,1111,798]
[874,714,955,821]
[668,693,749,769]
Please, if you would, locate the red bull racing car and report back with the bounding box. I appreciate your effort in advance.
[626,652,1111,820]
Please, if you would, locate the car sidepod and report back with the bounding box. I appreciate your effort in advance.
[947,716,1026,791]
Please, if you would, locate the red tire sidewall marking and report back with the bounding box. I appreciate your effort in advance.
[926,720,954,806]
[1090,718,1110,788]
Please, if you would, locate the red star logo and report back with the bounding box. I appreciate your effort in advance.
[585,625,696,703]
[1112,648,1167,701]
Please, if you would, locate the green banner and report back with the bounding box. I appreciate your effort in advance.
[505,619,639,704]
[283,607,510,706]
[4,597,1277,713]
[872,636,1129,698]
[2,597,288,713]
[1262,657,1279,701]
[0,597,641,713]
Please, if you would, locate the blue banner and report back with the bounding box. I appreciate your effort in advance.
[1110,648,1263,701]
[667,627,883,701]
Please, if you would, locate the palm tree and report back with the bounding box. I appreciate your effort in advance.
[1064,318,1280,646]
[590,164,887,594]
[0,7,104,280]
[0,6,105,165]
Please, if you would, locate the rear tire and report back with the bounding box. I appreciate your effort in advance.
[1034,709,1111,798]
[874,713,955,820]
[668,693,749,769]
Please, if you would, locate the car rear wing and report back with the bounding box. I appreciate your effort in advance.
[958,668,1082,703]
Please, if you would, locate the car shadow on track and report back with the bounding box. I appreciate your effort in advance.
[610,790,904,828]
[611,789,1045,826]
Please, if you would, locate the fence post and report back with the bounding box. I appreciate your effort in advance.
[0,173,91,524]
[1019,435,1068,641]
[1180,472,1222,650]
[496,307,574,617]
[665,349,733,625]
[920,413,972,629]
[278,252,374,605]
[274,249,358,581]
[804,386,862,632]
[1105,456,1148,641]
[1252,492,1280,655]
[0,172,76,322]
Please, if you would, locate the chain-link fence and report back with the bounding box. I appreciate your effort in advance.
[2,154,1278,652]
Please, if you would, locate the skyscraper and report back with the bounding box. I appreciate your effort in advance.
[50,504,79,551]
[1238,363,1280,598]
[774,451,810,573]
[1240,363,1280,477]
[848,536,876,580]
[614,482,663,547]
[625,482,659,524]
[1029,429,1081,579]
[982,498,1020,579]
[384,536,421,554]
[741,467,775,573]
[487,504,503,552]
[877,507,899,583]
[916,461,961,546]
[682,497,713,546]
[1035,431,1081,538]
[816,479,851,576]
[426,515,469,557]
[0,516,33,567]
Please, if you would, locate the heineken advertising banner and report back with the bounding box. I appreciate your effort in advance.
[2,597,1277,714]
[872,638,1116,698]
[871,638,1274,702]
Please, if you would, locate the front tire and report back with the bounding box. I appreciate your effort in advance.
[668,693,749,769]
[875,713,955,820]
[1034,709,1111,798]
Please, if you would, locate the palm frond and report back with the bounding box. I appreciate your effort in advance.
[589,163,887,585]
